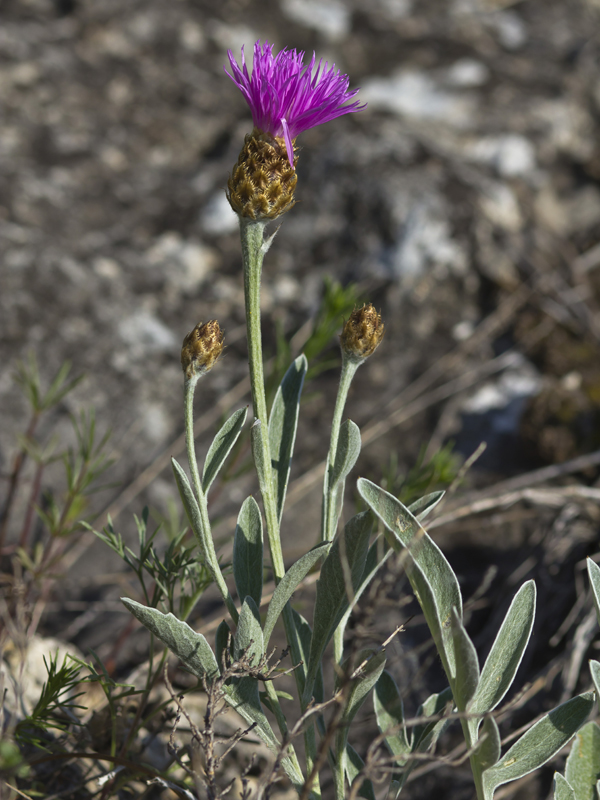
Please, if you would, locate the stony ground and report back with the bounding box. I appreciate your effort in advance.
[2,0,600,798]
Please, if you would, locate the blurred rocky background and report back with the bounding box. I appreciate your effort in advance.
[2,0,600,797]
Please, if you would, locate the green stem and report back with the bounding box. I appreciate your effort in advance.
[322,354,360,545]
[322,354,359,667]
[184,377,238,623]
[240,216,320,799]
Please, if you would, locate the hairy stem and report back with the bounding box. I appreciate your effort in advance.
[184,377,238,623]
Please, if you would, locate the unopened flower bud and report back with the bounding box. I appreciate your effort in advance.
[227,128,298,220]
[340,304,384,362]
[181,320,224,381]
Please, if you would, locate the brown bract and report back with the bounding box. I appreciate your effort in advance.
[340,304,385,361]
[227,128,298,220]
[181,320,224,381]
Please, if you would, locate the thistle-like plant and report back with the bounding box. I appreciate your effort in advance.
[116,40,597,800]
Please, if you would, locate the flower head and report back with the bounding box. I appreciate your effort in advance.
[340,305,384,362]
[226,40,365,168]
[181,320,224,382]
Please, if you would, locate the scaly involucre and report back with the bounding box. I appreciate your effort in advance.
[226,40,365,166]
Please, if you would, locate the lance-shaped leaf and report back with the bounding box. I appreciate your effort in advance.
[451,608,479,711]
[330,419,361,490]
[565,721,600,800]
[469,580,536,737]
[269,355,307,523]
[408,491,445,521]
[587,558,600,627]
[554,774,575,800]
[202,407,247,492]
[122,598,219,680]
[335,650,387,757]
[358,478,461,680]
[481,692,595,800]
[233,497,263,608]
[233,596,264,666]
[374,671,410,764]
[589,660,600,699]
[215,620,231,674]
[288,608,324,703]
[476,716,501,771]
[250,420,269,500]
[304,512,373,703]
[263,542,331,647]
[346,744,376,800]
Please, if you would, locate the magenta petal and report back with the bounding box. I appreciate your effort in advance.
[280,118,294,168]
[225,40,365,142]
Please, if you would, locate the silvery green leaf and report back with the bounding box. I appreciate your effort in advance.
[481,692,595,800]
[386,780,401,800]
[338,537,392,637]
[374,671,410,763]
[476,716,501,771]
[346,743,376,800]
[330,419,361,489]
[215,620,231,674]
[268,355,307,523]
[172,458,222,584]
[357,478,461,680]
[589,660,600,699]
[391,686,452,793]
[263,542,331,647]
[202,407,247,492]
[121,598,218,681]
[304,511,373,703]
[233,497,263,608]
[233,596,263,666]
[335,650,387,757]
[409,491,445,521]
[288,608,324,703]
[565,721,600,800]
[587,559,600,627]
[250,420,269,498]
[469,581,536,737]
[451,607,479,711]
[554,773,575,800]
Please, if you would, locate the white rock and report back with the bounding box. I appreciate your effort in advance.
[479,182,522,231]
[200,192,239,236]
[146,232,216,290]
[361,69,477,129]
[465,134,536,177]
[492,11,528,50]
[444,58,489,88]
[143,402,171,444]
[118,310,178,354]
[463,356,541,414]
[280,0,351,41]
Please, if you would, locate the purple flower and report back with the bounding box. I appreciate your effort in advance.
[226,40,365,167]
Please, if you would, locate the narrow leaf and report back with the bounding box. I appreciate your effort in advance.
[565,721,600,800]
[269,355,307,523]
[409,491,445,521]
[587,559,600,627]
[233,497,263,608]
[233,596,263,666]
[451,607,479,711]
[202,407,247,492]
[288,608,324,703]
[554,773,575,800]
[482,692,595,800]
[476,715,501,771]
[589,660,600,699]
[330,419,361,489]
[346,743,376,800]
[304,512,373,702]
[122,598,218,681]
[338,536,392,637]
[172,458,222,586]
[358,478,461,679]
[250,420,269,499]
[215,620,231,674]
[335,650,387,757]
[374,671,410,763]
[263,542,331,647]
[470,581,536,727]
